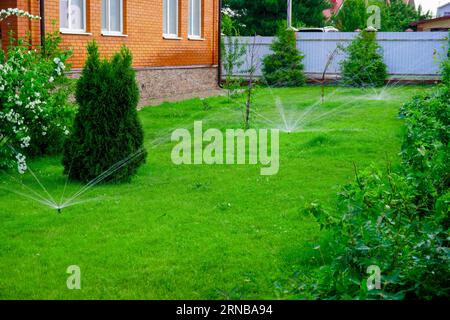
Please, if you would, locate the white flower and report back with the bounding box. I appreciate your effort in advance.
[15,153,27,174]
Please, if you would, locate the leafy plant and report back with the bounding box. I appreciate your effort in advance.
[304,65,450,300]
[62,42,147,183]
[340,30,387,87]
[0,11,72,173]
[262,23,305,87]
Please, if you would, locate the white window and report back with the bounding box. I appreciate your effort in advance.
[163,0,178,37]
[102,0,123,35]
[60,0,86,33]
[188,0,202,38]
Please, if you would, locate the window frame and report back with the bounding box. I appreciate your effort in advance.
[163,0,179,39]
[188,0,202,39]
[101,0,124,36]
[60,0,87,33]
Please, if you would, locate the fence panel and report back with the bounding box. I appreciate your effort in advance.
[223,32,449,80]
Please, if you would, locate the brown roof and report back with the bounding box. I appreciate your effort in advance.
[410,15,450,27]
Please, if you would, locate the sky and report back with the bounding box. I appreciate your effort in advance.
[415,0,447,16]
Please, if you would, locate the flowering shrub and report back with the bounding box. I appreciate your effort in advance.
[0,9,72,173]
[0,8,40,21]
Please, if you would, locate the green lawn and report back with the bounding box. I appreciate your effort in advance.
[0,85,430,299]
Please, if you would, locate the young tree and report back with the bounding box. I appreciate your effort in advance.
[244,36,259,129]
[221,14,247,100]
[62,42,147,183]
[222,0,331,36]
[262,23,306,87]
[340,30,387,87]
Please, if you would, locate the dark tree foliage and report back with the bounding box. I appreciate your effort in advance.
[223,0,331,36]
[340,30,387,87]
[332,0,431,32]
[332,0,367,32]
[62,42,147,183]
[262,23,306,87]
[381,0,431,32]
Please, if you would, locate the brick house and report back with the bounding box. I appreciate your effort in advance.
[0,0,221,104]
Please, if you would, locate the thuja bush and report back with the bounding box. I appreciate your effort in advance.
[340,30,387,87]
[262,23,305,87]
[303,56,450,300]
[62,42,147,183]
[0,9,73,173]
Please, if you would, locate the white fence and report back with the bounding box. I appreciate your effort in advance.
[223,32,449,80]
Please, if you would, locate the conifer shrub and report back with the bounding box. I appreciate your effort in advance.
[340,30,387,87]
[62,42,146,183]
[262,24,306,87]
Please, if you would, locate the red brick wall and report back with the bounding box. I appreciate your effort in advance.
[0,1,41,48]
[1,0,219,69]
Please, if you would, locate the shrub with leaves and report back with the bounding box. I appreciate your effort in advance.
[262,23,305,87]
[340,30,387,87]
[305,166,449,299]
[304,60,450,300]
[0,9,72,173]
[62,42,147,183]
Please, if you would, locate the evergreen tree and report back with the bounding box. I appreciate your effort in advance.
[340,30,387,87]
[262,23,306,87]
[62,42,147,183]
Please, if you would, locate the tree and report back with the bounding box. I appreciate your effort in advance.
[262,23,306,87]
[221,14,247,100]
[380,0,430,32]
[222,0,331,36]
[62,42,147,183]
[332,0,431,32]
[340,30,387,87]
[333,0,367,32]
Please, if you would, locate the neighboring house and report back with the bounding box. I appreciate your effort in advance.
[411,16,450,31]
[437,2,450,17]
[323,0,343,19]
[0,0,221,104]
[323,0,415,19]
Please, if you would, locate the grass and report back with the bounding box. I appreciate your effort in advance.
[0,85,430,299]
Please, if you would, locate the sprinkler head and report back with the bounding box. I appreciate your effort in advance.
[57,207,62,214]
